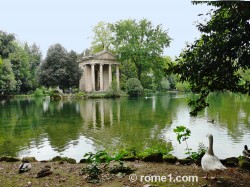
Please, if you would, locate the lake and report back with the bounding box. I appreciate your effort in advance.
[0,92,250,162]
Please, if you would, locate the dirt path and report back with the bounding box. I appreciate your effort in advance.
[0,161,249,187]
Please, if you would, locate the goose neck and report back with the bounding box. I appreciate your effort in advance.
[207,136,214,155]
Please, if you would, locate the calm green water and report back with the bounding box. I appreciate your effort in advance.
[0,93,250,161]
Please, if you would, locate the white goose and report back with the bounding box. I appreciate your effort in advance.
[201,134,226,179]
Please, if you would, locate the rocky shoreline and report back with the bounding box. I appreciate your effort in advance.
[1,154,250,169]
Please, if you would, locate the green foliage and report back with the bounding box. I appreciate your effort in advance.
[0,31,16,59]
[166,74,178,90]
[140,73,155,91]
[81,163,101,182]
[90,21,113,53]
[138,141,173,158]
[82,150,134,183]
[110,18,171,81]
[126,78,143,96]
[160,78,170,91]
[170,2,250,116]
[239,69,250,84]
[106,80,121,97]
[83,151,113,164]
[33,86,55,97]
[173,126,192,157]
[76,91,86,97]
[0,59,16,94]
[175,81,190,92]
[38,44,82,90]
[109,160,133,174]
[112,147,137,160]
[189,142,206,161]
[24,43,42,90]
[8,43,32,93]
[33,88,44,97]
[173,126,207,160]
[173,126,191,144]
[0,31,42,94]
[119,60,137,91]
[83,141,173,164]
[51,156,76,164]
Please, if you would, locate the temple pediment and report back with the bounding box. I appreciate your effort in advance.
[82,50,117,62]
[94,50,116,61]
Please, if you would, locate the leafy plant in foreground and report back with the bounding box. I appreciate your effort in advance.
[173,126,207,160]
[84,150,113,165]
[173,125,192,157]
[190,142,206,160]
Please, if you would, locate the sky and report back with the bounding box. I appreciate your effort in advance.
[0,0,212,59]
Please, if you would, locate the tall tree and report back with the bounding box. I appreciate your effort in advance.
[169,1,250,116]
[0,31,15,59]
[90,21,113,53]
[110,19,171,81]
[24,43,42,89]
[65,50,82,89]
[0,59,16,94]
[0,31,42,93]
[38,44,81,90]
[9,44,31,93]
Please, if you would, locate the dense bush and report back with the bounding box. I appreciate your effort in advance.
[106,80,121,97]
[126,78,143,96]
[33,88,44,97]
[160,78,170,91]
[175,81,190,92]
[33,86,54,96]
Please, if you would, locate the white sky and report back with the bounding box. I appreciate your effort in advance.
[0,0,211,59]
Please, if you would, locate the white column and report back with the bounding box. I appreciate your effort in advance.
[109,105,113,126]
[91,64,95,91]
[116,65,120,90]
[92,102,96,129]
[109,64,112,86]
[100,64,103,91]
[117,100,120,125]
[100,100,104,128]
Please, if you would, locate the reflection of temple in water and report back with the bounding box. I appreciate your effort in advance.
[79,100,120,127]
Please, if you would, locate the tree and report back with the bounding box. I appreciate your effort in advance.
[38,44,82,90]
[9,44,31,93]
[0,59,16,94]
[0,31,42,93]
[0,31,15,59]
[110,19,171,81]
[24,43,42,90]
[119,59,137,90]
[64,50,82,89]
[169,1,250,116]
[90,21,113,53]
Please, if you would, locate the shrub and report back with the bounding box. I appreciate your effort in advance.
[76,91,86,97]
[126,78,143,96]
[106,80,121,97]
[33,88,44,97]
[175,81,190,92]
[160,78,170,91]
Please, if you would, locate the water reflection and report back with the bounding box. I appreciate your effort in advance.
[0,93,250,161]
